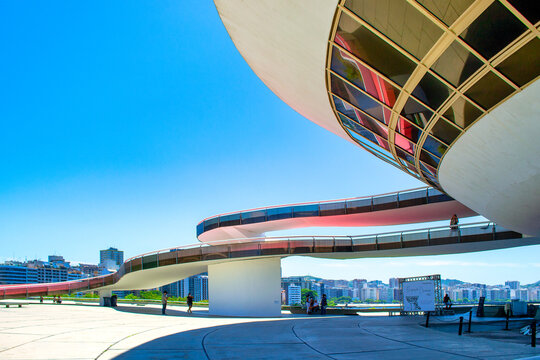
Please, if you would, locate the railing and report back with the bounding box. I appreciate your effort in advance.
[196,187,455,236]
[0,221,522,300]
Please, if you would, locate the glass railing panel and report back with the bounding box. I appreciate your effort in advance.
[292,204,319,218]
[335,238,353,252]
[202,244,229,260]
[142,254,158,269]
[427,188,452,203]
[377,233,401,243]
[372,194,398,211]
[178,247,202,264]
[241,210,266,224]
[402,230,429,247]
[130,257,142,272]
[429,227,459,245]
[30,285,48,296]
[204,217,220,232]
[398,189,428,207]
[493,224,523,240]
[158,250,178,266]
[267,206,293,221]
[314,238,334,253]
[260,240,289,256]
[352,234,378,251]
[320,202,346,216]
[103,275,114,286]
[220,213,241,227]
[229,242,260,258]
[289,238,314,254]
[48,282,69,295]
[346,198,371,214]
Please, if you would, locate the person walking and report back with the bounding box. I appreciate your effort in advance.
[161,291,168,315]
[305,295,311,314]
[187,293,194,314]
[443,293,451,309]
[321,294,327,315]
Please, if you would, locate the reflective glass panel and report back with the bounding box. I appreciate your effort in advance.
[331,46,399,107]
[412,72,453,110]
[401,96,433,128]
[335,12,417,86]
[443,96,483,129]
[395,146,415,164]
[394,133,416,155]
[204,217,219,232]
[219,213,241,227]
[344,0,443,60]
[241,210,266,224]
[430,119,461,145]
[420,150,440,168]
[267,207,292,221]
[417,0,474,27]
[420,161,437,177]
[345,128,399,166]
[423,135,448,158]
[396,116,423,143]
[431,41,483,87]
[460,1,527,60]
[331,74,390,124]
[507,0,540,24]
[293,204,319,218]
[465,71,515,109]
[496,37,540,87]
[422,170,438,184]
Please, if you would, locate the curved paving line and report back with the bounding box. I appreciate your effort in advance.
[291,323,335,359]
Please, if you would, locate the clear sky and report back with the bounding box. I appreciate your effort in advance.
[1,1,538,286]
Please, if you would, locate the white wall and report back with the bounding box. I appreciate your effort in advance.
[439,80,540,236]
[208,257,282,317]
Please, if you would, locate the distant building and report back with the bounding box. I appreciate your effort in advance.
[505,281,520,290]
[389,278,399,288]
[99,248,124,269]
[161,273,208,302]
[0,265,38,285]
[287,284,301,305]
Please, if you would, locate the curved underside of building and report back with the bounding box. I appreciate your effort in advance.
[214,0,540,236]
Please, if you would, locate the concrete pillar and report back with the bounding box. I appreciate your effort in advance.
[208,257,282,317]
[98,289,112,306]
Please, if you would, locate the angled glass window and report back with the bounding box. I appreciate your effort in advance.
[396,116,423,143]
[331,74,390,124]
[344,0,443,60]
[431,40,483,87]
[464,71,515,109]
[241,210,266,225]
[430,118,461,145]
[417,0,474,27]
[420,150,440,168]
[219,213,241,227]
[335,11,416,86]
[420,162,437,177]
[412,72,453,110]
[496,37,540,87]
[331,46,400,107]
[394,133,416,156]
[293,204,319,218]
[334,97,389,140]
[345,128,398,166]
[443,96,483,129]
[267,207,292,221]
[423,135,448,158]
[401,96,433,128]
[460,1,527,60]
[395,146,415,165]
[507,0,540,24]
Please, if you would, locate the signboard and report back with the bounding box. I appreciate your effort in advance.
[402,280,435,312]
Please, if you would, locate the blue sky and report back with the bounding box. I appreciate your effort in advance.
[1,1,538,285]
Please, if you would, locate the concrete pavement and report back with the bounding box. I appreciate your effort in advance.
[0,302,539,359]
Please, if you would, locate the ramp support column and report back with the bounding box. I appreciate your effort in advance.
[208,257,282,317]
[98,289,112,306]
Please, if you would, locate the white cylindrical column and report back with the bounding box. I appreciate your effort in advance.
[208,257,282,317]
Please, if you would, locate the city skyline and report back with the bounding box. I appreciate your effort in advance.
[1,1,539,285]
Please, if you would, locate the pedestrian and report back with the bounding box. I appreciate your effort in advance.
[305,295,311,314]
[52,295,56,303]
[187,293,194,314]
[312,298,319,314]
[321,294,327,315]
[39,296,43,303]
[443,293,451,309]
[450,214,459,231]
[161,291,168,315]
[57,295,62,304]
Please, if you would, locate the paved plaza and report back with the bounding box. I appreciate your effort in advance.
[1,302,539,359]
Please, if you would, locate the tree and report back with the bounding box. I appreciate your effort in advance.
[301,289,318,305]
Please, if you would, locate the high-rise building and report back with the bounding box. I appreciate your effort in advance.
[505,281,520,290]
[99,248,124,268]
[0,265,38,285]
[389,278,399,288]
[287,284,301,305]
